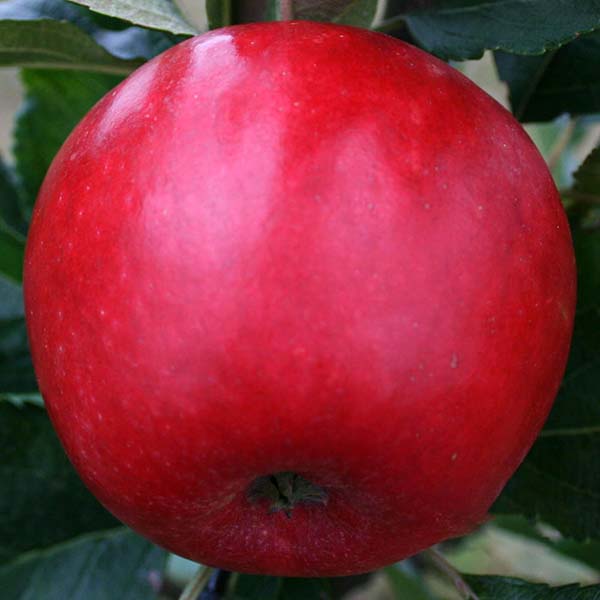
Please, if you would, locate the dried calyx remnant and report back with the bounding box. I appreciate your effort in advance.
[248,471,328,517]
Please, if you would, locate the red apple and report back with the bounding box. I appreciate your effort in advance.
[24,21,576,576]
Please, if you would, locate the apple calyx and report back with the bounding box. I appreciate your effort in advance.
[248,472,328,517]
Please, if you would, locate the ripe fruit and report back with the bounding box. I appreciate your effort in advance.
[24,21,576,576]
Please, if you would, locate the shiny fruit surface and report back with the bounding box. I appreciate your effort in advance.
[24,21,576,576]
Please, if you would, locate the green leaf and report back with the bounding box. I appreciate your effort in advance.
[494,217,600,540]
[466,575,600,599]
[496,32,600,122]
[0,527,166,600]
[0,225,24,283]
[0,0,107,35]
[206,0,232,29]
[0,0,178,61]
[0,0,95,37]
[0,308,38,394]
[550,538,600,574]
[495,53,555,122]
[67,0,198,35]
[385,564,433,600]
[332,0,378,27]
[280,578,331,600]
[208,1,378,28]
[14,68,122,213]
[573,145,600,201]
[494,515,600,573]
[230,574,282,599]
[0,398,119,563]
[380,0,600,60]
[0,158,26,282]
[0,158,27,236]
[227,575,331,600]
[0,19,143,73]
[0,278,29,392]
[294,0,377,25]
[0,276,24,320]
[209,0,290,28]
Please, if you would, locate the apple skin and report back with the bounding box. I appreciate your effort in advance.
[24,21,575,576]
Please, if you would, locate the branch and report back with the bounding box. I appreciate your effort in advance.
[280,0,294,20]
[179,566,214,600]
[424,548,479,600]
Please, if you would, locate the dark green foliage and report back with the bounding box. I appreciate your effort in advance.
[0,528,166,600]
[0,278,36,392]
[0,399,118,563]
[496,32,600,122]
[466,575,600,599]
[382,0,600,60]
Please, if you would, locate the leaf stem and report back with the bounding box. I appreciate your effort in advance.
[280,0,294,20]
[179,566,214,600]
[424,548,479,600]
